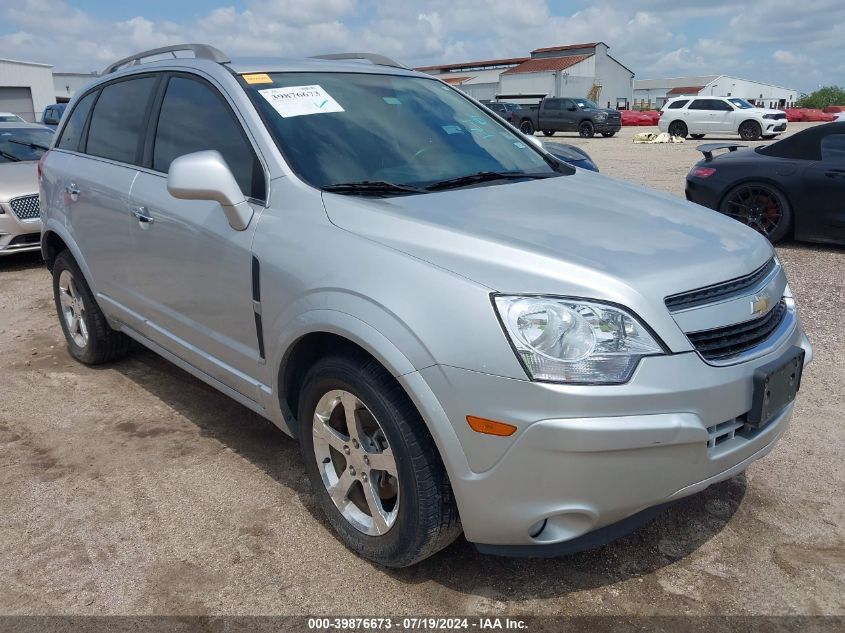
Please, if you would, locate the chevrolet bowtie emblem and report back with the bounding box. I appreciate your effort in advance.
[751,294,771,315]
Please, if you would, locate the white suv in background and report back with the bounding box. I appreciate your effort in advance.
[659,96,787,141]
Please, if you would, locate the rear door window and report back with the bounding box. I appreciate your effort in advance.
[57,91,97,151]
[86,76,157,164]
[544,99,563,111]
[689,99,713,110]
[152,75,265,200]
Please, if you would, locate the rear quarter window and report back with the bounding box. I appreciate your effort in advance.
[667,100,688,110]
[821,135,845,162]
[57,91,97,151]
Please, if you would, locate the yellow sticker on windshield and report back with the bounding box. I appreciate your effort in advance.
[242,73,273,84]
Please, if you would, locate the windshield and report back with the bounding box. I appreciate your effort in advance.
[244,72,557,191]
[0,127,53,162]
[728,98,754,109]
[0,115,24,122]
[574,99,599,110]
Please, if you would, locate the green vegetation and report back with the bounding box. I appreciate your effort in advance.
[795,86,845,110]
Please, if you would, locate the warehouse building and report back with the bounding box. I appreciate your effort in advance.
[417,42,635,107]
[0,58,55,122]
[53,72,99,102]
[634,76,799,110]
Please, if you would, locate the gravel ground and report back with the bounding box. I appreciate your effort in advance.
[1,123,843,617]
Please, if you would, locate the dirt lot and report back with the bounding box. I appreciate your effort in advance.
[1,123,843,616]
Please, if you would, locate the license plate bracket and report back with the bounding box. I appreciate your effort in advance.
[748,346,805,428]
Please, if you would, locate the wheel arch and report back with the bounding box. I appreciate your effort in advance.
[270,311,474,509]
[40,222,99,294]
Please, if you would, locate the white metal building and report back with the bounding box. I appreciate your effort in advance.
[414,57,528,101]
[0,58,55,122]
[634,76,799,110]
[53,72,99,103]
[417,42,635,107]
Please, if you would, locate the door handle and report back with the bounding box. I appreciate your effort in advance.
[131,205,154,224]
[65,183,80,196]
[825,170,845,179]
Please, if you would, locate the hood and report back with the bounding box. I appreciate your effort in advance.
[0,161,38,202]
[750,107,784,116]
[322,170,772,307]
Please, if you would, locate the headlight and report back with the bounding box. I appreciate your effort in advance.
[494,296,664,384]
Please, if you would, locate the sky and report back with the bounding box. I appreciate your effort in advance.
[1,0,843,92]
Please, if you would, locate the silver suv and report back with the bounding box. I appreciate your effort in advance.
[39,44,812,567]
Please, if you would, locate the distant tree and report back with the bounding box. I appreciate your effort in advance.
[795,86,845,109]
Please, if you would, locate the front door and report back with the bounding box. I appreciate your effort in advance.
[801,134,845,241]
[125,73,268,400]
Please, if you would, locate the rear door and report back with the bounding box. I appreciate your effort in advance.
[126,73,267,397]
[686,99,713,133]
[539,99,566,131]
[60,76,158,313]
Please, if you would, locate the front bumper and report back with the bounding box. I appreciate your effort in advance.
[414,321,811,551]
[0,201,42,255]
[765,121,787,133]
[595,121,621,133]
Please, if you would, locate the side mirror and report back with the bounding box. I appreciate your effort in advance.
[167,150,253,231]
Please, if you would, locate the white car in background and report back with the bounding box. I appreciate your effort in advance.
[659,96,787,141]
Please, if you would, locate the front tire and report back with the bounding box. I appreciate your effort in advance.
[52,251,130,365]
[719,182,792,243]
[668,120,688,138]
[298,352,461,567]
[601,131,616,137]
[579,121,595,138]
[739,120,762,141]
[691,134,705,139]
[519,119,534,135]
[542,130,555,137]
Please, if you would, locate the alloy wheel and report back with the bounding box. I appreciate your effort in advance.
[723,185,783,237]
[312,389,400,536]
[58,269,89,348]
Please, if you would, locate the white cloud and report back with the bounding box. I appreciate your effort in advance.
[0,0,841,90]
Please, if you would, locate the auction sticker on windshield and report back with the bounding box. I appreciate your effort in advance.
[258,85,344,118]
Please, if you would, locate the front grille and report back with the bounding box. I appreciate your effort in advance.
[665,258,776,312]
[707,418,747,449]
[10,195,40,221]
[688,299,787,361]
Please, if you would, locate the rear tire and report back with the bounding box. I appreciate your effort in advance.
[298,351,461,567]
[578,121,595,138]
[542,130,555,137]
[601,131,616,137]
[719,182,792,243]
[52,250,130,365]
[739,120,762,141]
[668,120,688,138]
[519,120,534,135]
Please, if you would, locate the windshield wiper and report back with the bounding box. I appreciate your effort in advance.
[0,150,21,162]
[321,180,426,196]
[425,171,556,191]
[8,139,50,151]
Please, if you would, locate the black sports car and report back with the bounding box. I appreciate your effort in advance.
[685,122,845,244]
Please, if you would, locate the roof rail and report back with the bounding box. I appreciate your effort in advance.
[102,43,230,75]
[310,52,408,70]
